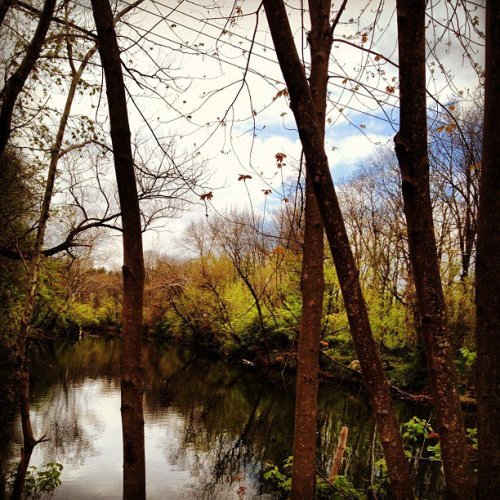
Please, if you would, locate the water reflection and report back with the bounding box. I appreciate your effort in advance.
[0,337,428,498]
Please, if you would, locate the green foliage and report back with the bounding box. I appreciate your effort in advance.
[8,462,63,499]
[262,457,292,494]
[262,457,366,499]
[403,416,433,447]
[466,427,478,450]
[456,347,477,374]
[444,280,476,351]
[320,475,366,499]
[426,442,442,462]
[403,417,478,463]
[371,458,390,497]
[61,187,475,392]
[402,416,442,461]
[0,150,39,346]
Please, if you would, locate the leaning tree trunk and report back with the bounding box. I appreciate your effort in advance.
[91,1,146,498]
[262,1,412,497]
[291,1,330,497]
[394,0,471,496]
[0,0,56,158]
[0,0,12,29]
[475,0,500,496]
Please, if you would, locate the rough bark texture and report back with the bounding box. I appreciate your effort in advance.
[290,2,329,497]
[91,1,146,498]
[476,0,500,496]
[0,0,56,158]
[394,1,471,496]
[262,1,412,497]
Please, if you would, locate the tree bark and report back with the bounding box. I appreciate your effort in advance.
[262,1,412,497]
[10,367,37,500]
[475,0,500,496]
[394,0,471,496]
[0,0,12,29]
[0,0,56,158]
[91,1,146,498]
[291,1,330,498]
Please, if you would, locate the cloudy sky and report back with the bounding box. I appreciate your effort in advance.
[23,0,484,264]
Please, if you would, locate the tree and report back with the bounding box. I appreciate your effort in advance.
[208,210,269,340]
[475,0,500,495]
[7,2,150,495]
[291,1,332,497]
[261,1,412,496]
[0,0,12,28]
[91,0,146,498]
[6,1,59,494]
[0,0,56,158]
[394,0,471,495]
[430,103,482,282]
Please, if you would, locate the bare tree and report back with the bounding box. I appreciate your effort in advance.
[91,0,146,498]
[430,103,482,282]
[208,210,268,338]
[394,0,471,495]
[262,1,412,496]
[291,0,333,496]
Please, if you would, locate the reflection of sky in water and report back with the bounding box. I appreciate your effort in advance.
[3,339,429,498]
[25,377,264,499]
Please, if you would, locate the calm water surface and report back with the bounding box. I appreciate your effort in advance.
[1,337,430,498]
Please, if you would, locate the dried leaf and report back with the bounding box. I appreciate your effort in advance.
[200,191,213,201]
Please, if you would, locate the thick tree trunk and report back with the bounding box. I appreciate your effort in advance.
[475,0,500,496]
[0,0,56,158]
[91,1,146,498]
[395,1,471,496]
[262,2,412,497]
[291,2,330,498]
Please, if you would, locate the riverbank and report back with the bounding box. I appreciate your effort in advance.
[20,326,477,410]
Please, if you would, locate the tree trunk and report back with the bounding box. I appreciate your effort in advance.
[475,0,500,496]
[0,0,56,158]
[0,0,12,29]
[394,0,471,496]
[91,1,146,498]
[262,1,412,497]
[10,366,37,500]
[291,1,330,498]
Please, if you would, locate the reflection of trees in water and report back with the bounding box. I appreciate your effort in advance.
[0,365,18,498]
[141,344,392,496]
[317,390,374,486]
[27,338,119,467]
[32,380,107,467]
[155,382,278,498]
[2,337,438,496]
[142,346,293,497]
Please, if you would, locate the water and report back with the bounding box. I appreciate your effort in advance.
[0,337,432,498]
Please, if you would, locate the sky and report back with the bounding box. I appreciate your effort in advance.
[124,0,484,264]
[9,0,485,266]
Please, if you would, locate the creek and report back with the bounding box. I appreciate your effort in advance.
[0,336,441,498]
